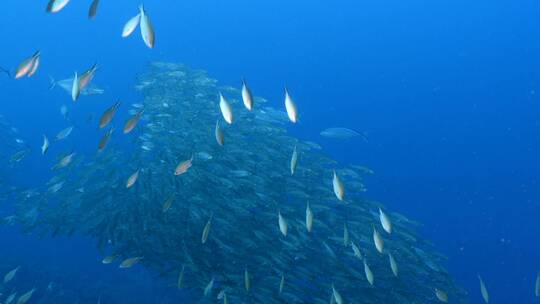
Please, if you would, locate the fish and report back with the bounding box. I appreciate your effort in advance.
[241,78,253,111]
[536,272,540,296]
[305,202,313,232]
[41,135,50,155]
[478,275,489,303]
[341,224,349,246]
[332,170,344,201]
[52,152,75,170]
[16,288,35,304]
[99,101,121,128]
[201,216,212,244]
[126,169,140,188]
[55,126,74,141]
[174,156,193,176]
[123,109,144,134]
[119,256,143,268]
[139,5,155,48]
[351,241,363,260]
[102,255,118,264]
[373,227,384,253]
[332,285,343,304]
[290,145,298,175]
[15,51,40,79]
[5,292,16,304]
[219,92,233,124]
[162,195,174,212]
[388,253,398,277]
[320,127,368,141]
[177,265,185,289]
[79,63,98,91]
[71,72,80,101]
[204,278,214,297]
[3,266,20,283]
[278,212,288,236]
[49,76,105,96]
[215,120,224,146]
[88,0,100,19]
[435,289,448,302]
[244,268,251,292]
[10,62,466,304]
[122,13,141,38]
[60,105,68,118]
[46,0,70,13]
[284,88,298,123]
[379,208,392,234]
[364,260,374,285]
[98,128,114,152]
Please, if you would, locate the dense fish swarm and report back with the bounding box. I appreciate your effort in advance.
[9,63,466,303]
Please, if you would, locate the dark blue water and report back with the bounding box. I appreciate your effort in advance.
[1,0,539,302]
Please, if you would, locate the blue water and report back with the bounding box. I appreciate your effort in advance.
[1,0,539,302]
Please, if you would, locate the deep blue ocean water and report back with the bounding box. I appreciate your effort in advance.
[1,0,539,303]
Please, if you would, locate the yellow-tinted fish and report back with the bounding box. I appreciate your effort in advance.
[162,195,174,212]
[201,216,212,244]
[241,78,253,111]
[290,145,298,175]
[101,254,118,264]
[388,253,398,277]
[126,169,140,188]
[435,289,448,303]
[123,109,144,134]
[305,202,313,232]
[46,0,70,13]
[332,170,344,201]
[139,5,155,48]
[379,208,392,234]
[15,51,40,79]
[16,288,35,304]
[99,101,121,129]
[219,92,233,124]
[278,212,288,236]
[284,88,298,123]
[79,63,98,91]
[3,266,20,283]
[364,260,374,286]
[122,13,141,38]
[373,227,384,254]
[88,0,100,19]
[175,156,193,176]
[478,275,489,303]
[215,120,224,146]
[98,128,114,152]
[119,256,143,268]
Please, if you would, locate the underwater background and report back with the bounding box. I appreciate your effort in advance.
[0,0,539,303]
